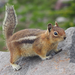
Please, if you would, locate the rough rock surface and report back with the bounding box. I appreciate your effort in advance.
[0,27,75,75]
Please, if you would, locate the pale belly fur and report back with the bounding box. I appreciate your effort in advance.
[20,43,36,57]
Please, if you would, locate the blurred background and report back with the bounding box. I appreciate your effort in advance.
[0,0,75,51]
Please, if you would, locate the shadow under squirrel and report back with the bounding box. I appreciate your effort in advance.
[3,5,66,70]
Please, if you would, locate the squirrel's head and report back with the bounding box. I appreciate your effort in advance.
[46,22,66,43]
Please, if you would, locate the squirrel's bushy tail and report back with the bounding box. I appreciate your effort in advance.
[3,4,17,40]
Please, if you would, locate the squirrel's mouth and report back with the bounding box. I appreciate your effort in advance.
[59,37,66,42]
[61,36,66,41]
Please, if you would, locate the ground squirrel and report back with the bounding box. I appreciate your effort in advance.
[3,5,66,71]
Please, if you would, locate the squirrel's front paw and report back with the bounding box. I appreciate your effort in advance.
[55,49,62,54]
[40,55,53,61]
[11,64,22,71]
[46,55,53,60]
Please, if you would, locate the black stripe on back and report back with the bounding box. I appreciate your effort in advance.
[18,39,36,44]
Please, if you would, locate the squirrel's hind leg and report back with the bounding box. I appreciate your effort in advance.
[10,50,22,71]
[8,42,22,71]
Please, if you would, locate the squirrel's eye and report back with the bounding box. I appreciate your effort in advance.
[54,32,58,35]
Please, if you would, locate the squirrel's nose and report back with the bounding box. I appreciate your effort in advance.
[64,37,66,40]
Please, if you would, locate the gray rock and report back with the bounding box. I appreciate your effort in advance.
[58,27,75,63]
[0,27,75,75]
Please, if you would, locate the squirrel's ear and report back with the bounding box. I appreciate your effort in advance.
[55,21,59,27]
[47,24,52,32]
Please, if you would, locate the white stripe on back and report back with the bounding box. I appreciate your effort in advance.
[16,36,37,42]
